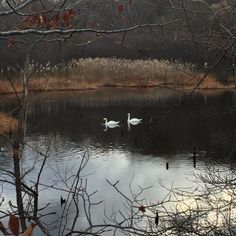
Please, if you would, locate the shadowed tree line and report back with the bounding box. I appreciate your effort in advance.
[0,0,235,80]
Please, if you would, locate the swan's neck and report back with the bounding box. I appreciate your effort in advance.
[104,118,107,124]
[127,114,130,121]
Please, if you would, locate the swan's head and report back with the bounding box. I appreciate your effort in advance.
[103,118,107,122]
[127,113,130,117]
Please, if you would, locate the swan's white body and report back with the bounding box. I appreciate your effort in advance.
[127,113,142,125]
[103,118,120,127]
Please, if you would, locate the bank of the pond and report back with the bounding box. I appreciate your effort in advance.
[0,113,18,135]
[0,58,231,94]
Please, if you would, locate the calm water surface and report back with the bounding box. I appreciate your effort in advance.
[1,88,236,235]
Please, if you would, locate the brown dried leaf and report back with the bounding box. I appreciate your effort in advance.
[7,37,14,48]
[8,214,19,236]
[118,4,124,13]
[22,223,36,236]
[139,205,146,213]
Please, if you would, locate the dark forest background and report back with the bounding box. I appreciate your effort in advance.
[0,0,235,80]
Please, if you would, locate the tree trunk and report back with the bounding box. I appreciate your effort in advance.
[13,142,26,232]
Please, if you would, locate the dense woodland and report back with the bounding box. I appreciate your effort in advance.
[0,0,235,79]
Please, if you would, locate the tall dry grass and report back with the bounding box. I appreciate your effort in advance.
[74,58,196,82]
[31,58,199,84]
[0,58,225,93]
[0,113,18,135]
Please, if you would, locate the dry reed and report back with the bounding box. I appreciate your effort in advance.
[0,113,18,135]
[0,58,228,94]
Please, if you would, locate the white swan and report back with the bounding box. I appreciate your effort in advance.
[103,118,120,126]
[127,113,142,125]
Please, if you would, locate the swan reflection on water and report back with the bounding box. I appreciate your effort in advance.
[127,113,142,131]
[127,113,142,125]
[103,118,120,132]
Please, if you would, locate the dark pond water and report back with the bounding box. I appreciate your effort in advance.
[1,88,236,235]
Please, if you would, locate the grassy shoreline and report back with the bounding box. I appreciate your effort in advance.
[0,113,18,135]
[0,58,233,94]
